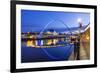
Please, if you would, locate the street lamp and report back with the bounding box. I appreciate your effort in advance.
[76,18,82,60]
[77,18,82,28]
[77,18,81,23]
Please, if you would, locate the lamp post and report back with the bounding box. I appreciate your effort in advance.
[76,18,82,60]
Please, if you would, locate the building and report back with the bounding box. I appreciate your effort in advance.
[22,24,90,48]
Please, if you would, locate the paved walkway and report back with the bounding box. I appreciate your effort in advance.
[80,42,90,60]
[68,42,90,60]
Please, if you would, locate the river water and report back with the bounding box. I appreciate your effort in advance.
[21,43,74,63]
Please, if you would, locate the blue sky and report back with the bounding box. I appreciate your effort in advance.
[21,9,90,32]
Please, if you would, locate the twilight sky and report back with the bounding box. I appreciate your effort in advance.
[21,9,90,32]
